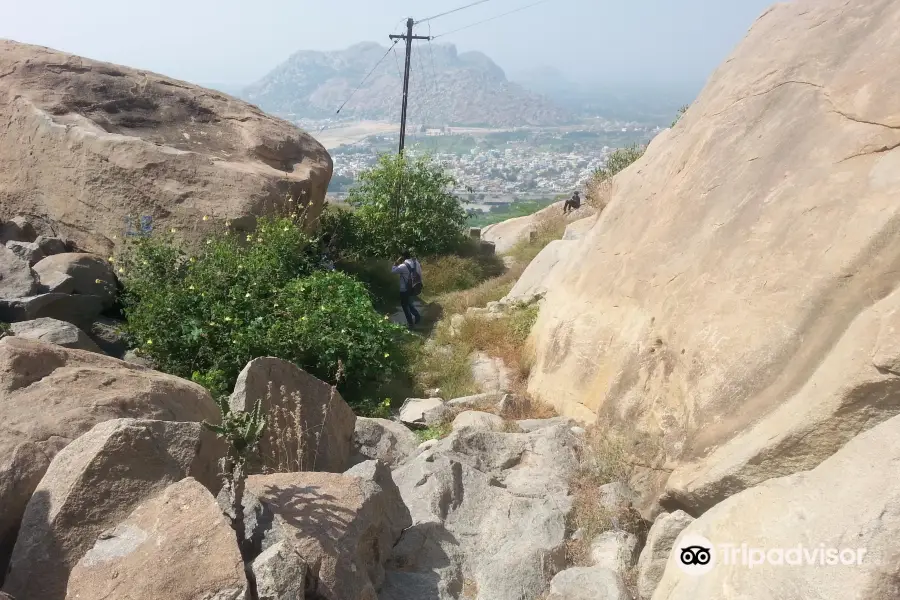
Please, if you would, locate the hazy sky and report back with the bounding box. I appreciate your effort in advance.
[1,0,775,88]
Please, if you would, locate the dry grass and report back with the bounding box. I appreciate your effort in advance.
[258,379,338,473]
[566,424,648,570]
[497,393,558,421]
[436,266,522,316]
[586,177,613,212]
[507,213,568,265]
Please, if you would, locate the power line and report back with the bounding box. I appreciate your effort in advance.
[334,40,400,116]
[415,0,493,25]
[432,0,549,39]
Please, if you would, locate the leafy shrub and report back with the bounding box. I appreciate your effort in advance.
[586,143,646,210]
[671,104,690,128]
[118,217,408,405]
[0,322,10,339]
[334,153,469,259]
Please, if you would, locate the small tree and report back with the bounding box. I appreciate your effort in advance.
[586,144,647,210]
[204,397,266,557]
[671,104,690,128]
[344,153,468,258]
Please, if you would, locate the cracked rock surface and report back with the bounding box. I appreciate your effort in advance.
[380,423,580,600]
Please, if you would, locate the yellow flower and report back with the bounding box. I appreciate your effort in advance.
[206,239,212,245]
[108,256,115,262]
[225,220,231,227]
[203,215,209,221]
[384,353,390,358]
[283,227,289,232]
[383,315,389,320]
[170,228,177,233]
[95,278,103,284]
[245,293,251,298]
[146,339,153,345]
[118,267,124,274]
[189,257,195,263]
[301,316,307,321]
[188,285,195,290]
[246,235,253,242]
[224,317,232,322]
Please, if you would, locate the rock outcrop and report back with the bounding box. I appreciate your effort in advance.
[382,423,579,600]
[0,337,218,579]
[0,40,332,254]
[527,0,900,507]
[651,413,900,600]
[3,418,222,600]
[229,357,356,473]
[8,318,102,353]
[235,460,411,600]
[351,417,420,468]
[65,478,246,600]
[481,202,594,255]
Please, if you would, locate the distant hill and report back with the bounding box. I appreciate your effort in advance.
[512,66,698,126]
[244,42,574,128]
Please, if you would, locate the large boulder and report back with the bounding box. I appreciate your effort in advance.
[451,410,506,432]
[546,567,629,600]
[590,530,640,576]
[8,318,102,352]
[0,292,105,329]
[236,460,412,600]
[636,511,693,600]
[65,478,247,600]
[399,397,450,429]
[381,424,579,600]
[527,0,900,504]
[351,417,419,468]
[229,357,356,473]
[652,413,900,600]
[0,40,332,255]
[3,419,222,600]
[663,286,900,515]
[503,240,575,304]
[32,253,117,307]
[0,246,38,299]
[0,336,218,579]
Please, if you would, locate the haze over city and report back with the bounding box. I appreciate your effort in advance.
[2,0,774,89]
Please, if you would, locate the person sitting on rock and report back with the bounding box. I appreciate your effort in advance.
[563,191,582,214]
[392,249,423,328]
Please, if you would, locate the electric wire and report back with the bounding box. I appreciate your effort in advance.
[431,0,550,39]
[414,0,494,25]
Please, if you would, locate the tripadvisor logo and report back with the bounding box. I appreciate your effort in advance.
[674,533,867,575]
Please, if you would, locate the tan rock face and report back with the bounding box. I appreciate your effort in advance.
[528,0,900,503]
[0,337,218,579]
[0,40,332,254]
[3,419,223,600]
[65,478,247,600]
[651,414,900,600]
[229,357,356,473]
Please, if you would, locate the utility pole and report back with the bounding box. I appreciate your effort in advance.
[389,18,431,219]
[390,18,431,156]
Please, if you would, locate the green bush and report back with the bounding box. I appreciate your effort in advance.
[671,104,690,128]
[333,153,468,259]
[594,143,646,183]
[118,217,408,405]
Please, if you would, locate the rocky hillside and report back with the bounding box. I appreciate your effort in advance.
[511,0,900,594]
[0,40,333,255]
[244,42,573,127]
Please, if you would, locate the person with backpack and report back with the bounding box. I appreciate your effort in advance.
[392,249,423,328]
